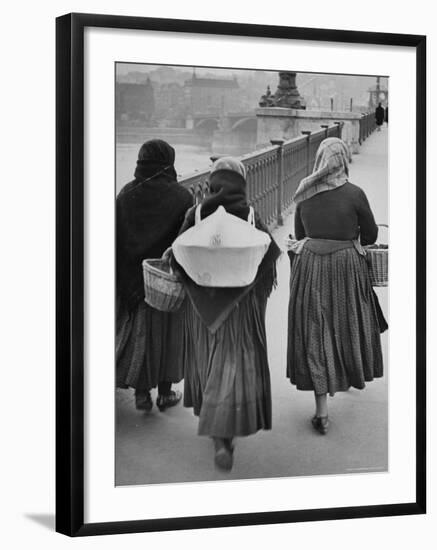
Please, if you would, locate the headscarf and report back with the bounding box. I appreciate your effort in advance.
[190,157,249,224]
[292,137,350,205]
[210,156,247,179]
[134,138,177,182]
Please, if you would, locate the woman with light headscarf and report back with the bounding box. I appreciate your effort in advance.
[287,138,387,434]
[175,157,281,471]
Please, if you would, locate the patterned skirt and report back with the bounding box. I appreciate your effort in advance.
[287,245,383,396]
[116,298,185,391]
[183,289,272,438]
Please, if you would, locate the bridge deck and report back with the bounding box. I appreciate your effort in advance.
[115,126,389,485]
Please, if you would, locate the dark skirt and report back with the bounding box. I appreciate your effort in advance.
[116,298,185,391]
[183,289,272,438]
[287,246,383,396]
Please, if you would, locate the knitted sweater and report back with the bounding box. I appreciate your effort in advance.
[294,182,378,246]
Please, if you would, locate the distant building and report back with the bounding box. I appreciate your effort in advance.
[184,74,240,115]
[154,82,186,126]
[116,78,155,122]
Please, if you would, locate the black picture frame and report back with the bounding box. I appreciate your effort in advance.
[56,12,426,537]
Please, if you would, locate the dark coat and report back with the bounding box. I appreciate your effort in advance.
[375,105,385,125]
[117,170,193,310]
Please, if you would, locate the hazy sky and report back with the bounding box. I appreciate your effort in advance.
[116,63,261,78]
[115,63,387,83]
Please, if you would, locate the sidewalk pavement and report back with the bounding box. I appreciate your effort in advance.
[115,127,389,485]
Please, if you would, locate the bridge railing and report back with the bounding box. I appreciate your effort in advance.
[282,135,309,215]
[359,112,377,144]
[243,146,279,227]
[179,122,343,229]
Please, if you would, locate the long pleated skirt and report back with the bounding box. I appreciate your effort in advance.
[183,290,272,438]
[287,247,384,396]
[116,298,185,391]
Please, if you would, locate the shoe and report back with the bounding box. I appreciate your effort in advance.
[311,415,329,435]
[156,390,182,412]
[224,438,234,454]
[212,438,234,471]
[135,391,153,412]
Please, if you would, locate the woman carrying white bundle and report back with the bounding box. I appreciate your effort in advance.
[174,157,281,471]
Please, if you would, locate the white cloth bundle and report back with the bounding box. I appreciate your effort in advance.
[172,205,270,287]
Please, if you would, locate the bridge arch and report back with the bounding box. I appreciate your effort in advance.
[194,118,219,132]
[231,117,257,132]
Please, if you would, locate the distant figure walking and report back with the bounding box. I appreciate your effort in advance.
[116,139,193,412]
[286,138,386,435]
[375,102,385,131]
[176,158,280,471]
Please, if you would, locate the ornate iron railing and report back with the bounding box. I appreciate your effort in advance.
[179,122,344,228]
[359,112,377,144]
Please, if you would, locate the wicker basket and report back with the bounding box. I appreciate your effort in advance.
[142,259,186,312]
[366,224,389,287]
[366,248,388,287]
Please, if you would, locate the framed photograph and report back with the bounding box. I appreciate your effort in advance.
[56,12,426,536]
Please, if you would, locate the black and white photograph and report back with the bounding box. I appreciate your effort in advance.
[115,63,389,485]
[52,10,425,538]
[1,0,433,546]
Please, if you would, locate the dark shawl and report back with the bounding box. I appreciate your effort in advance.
[117,140,193,309]
[175,169,281,332]
[375,105,385,125]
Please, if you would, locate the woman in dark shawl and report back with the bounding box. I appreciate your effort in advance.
[116,139,193,412]
[175,157,281,471]
[375,102,385,131]
[287,138,386,435]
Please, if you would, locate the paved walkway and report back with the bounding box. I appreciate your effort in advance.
[115,126,389,485]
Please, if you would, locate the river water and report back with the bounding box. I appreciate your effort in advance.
[116,142,214,193]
